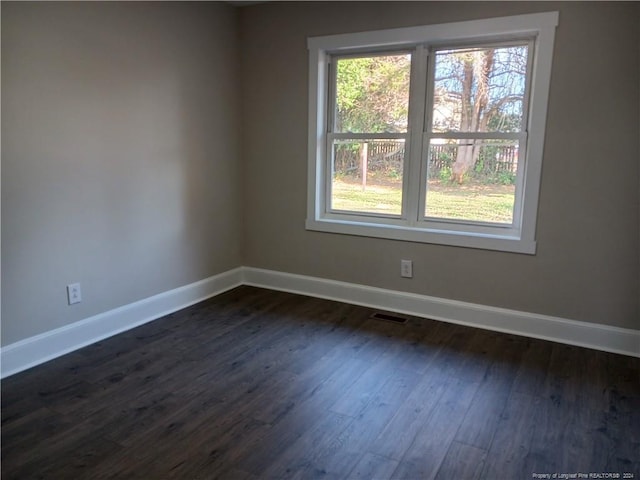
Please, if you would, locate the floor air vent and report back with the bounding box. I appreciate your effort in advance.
[370,312,408,324]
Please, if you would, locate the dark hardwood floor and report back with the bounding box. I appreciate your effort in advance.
[2,286,639,479]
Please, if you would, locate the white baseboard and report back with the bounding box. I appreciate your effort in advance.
[3,265,638,379]
[0,268,243,378]
[242,267,640,358]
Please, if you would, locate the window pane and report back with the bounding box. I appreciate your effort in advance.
[431,45,528,133]
[425,139,518,224]
[334,53,411,134]
[331,139,405,216]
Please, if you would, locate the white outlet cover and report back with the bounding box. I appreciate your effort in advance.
[67,283,82,305]
[401,260,413,278]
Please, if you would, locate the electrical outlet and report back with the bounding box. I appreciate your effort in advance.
[67,283,82,305]
[400,259,413,278]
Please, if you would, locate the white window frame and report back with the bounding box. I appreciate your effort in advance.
[306,12,558,254]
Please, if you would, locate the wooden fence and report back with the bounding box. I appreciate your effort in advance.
[428,143,518,179]
[334,140,405,175]
[334,140,518,184]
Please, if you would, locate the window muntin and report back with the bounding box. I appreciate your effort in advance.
[307,13,559,254]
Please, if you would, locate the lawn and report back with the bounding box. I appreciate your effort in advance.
[331,178,515,223]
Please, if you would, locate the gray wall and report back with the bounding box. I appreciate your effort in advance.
[240,2,640,329]
[2,2,242,345]
[2,2,638,348]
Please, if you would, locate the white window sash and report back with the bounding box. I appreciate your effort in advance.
[306,12,559,254]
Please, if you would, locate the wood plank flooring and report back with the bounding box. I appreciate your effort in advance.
[2,286,639,479]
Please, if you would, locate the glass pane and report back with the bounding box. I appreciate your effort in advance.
[331,139,405,216]
[334,53,411,134]
[431,45,528,133]
[425,139,518,224]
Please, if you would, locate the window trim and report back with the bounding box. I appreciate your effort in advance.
[306,12,559,254]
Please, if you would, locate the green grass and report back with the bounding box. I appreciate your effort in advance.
[331,178,515,223]
[332,181,404,215]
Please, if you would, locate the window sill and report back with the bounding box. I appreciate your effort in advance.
[305,217,536,254]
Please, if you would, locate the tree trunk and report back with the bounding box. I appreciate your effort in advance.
[452,142,481,184]
[360,142,368,191]
[451,50,494,184]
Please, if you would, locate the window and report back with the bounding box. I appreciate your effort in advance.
[307,12,558,254]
